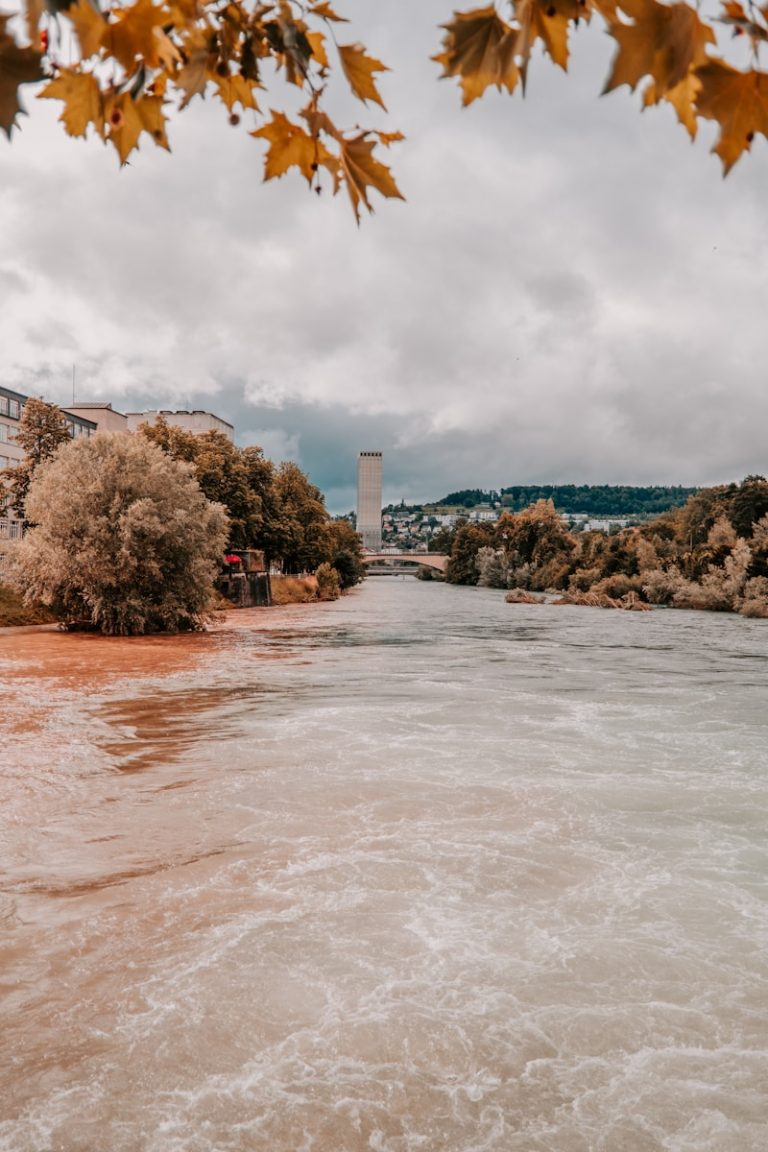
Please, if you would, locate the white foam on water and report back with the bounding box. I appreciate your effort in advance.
[1,585,766,1150]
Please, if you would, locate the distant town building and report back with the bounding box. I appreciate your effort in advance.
[357,451,383,550]
[125,409,234,440]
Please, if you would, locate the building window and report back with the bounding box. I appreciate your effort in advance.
[0,397,8,416]
[0,423,7,442]
[8,399,20,419]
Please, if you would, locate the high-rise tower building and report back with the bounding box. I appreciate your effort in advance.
[357,451,382,550]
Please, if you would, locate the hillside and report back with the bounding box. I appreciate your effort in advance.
[436,485,698,517]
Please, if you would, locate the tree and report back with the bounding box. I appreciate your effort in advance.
[445,521,495,585]
[476,545,509,588]
[6,431,229,634]
[429,525,455,554]
[192,431,262,550]
[496,500,575,589]
[139,418,266,551]
[0,397,71,523]
[241,445,288,566]
[729,475,768,539]
[273,460,329,573]
[315,560,341,600]
[324,518,366,588]
[2,1,767,220]
[138,417,332,572]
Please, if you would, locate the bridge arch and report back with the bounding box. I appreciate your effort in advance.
[362,553,448,573]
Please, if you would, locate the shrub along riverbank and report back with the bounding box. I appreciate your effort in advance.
[0,583,58,627]
[439,476,768,619]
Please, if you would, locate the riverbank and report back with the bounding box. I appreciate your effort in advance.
[0,582,58,627]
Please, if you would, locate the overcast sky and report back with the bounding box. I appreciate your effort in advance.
[2,0,767,513]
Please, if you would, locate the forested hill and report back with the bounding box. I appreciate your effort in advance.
[437,486,698,516]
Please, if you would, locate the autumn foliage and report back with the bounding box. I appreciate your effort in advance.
[442,478,768,618]
[2,1,768,220]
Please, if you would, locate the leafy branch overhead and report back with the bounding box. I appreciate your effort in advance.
[2,0,768,217]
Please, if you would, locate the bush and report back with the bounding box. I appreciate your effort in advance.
[740,577,768,618]
[0,581,59,627]
[6,432,229,635]
[476,546,508,588]
[315,562,341,601]
[591,573,645,600]
[269,575,318,604]
[642,567,686,605]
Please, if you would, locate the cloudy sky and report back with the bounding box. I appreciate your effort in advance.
[2,0,767,513]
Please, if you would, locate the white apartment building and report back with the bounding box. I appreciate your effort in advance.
[65,402,129,433]
[126,409,234,441]
[0,387,26,541]
[357,451,383,551]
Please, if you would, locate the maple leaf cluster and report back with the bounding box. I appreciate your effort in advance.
[434,0,768,173]
[2,0,768,220]
[1,0,404,220]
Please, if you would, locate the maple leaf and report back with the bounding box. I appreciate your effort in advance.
[214,73,258,113]
[68,0,107,59]
[513,0,585,84]
[252,109,334,182]
[338,43,388,108]
[375,129,405,146]
[0,15,45,138]
[604,0,715,97]
[338,132,404,223]
[306,30,328,70]
[175,27,214,108]
[104,90,169,162]
[272,3,313,87]
[103,0,171,74]
[695,59,768,173]
[309,1,348,21]
[435,7,519,105]
[300,99,340,143]
[643,71,701,137]
[38,68,103,137]
[167,0,201,23]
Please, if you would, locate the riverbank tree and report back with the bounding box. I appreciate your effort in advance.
[324,518,366,589]
[0,398,71,525]
[140,417,363,585]
[6,432,229,634]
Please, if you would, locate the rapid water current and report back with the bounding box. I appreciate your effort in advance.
[1,579,767,1152]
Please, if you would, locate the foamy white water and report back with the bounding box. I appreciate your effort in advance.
[1,580,766,1151]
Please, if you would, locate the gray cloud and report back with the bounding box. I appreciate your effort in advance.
[2,0,767,510]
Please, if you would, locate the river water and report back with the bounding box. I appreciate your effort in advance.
[1,580,766,1152]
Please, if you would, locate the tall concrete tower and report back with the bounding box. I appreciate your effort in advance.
[357,451,383,550]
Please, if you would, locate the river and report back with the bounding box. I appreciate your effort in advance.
[1,579,766,1152]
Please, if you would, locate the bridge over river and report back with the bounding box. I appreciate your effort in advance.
[362,553,448,575]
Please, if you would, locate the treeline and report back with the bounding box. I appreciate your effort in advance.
[438,489,500,507]
[138,416,364,581]
[438,477,768,618]
[436,485,698,516]
[500,484,697,516]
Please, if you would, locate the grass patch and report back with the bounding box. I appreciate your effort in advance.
[269,575,319,605]
[0,582,59,627]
